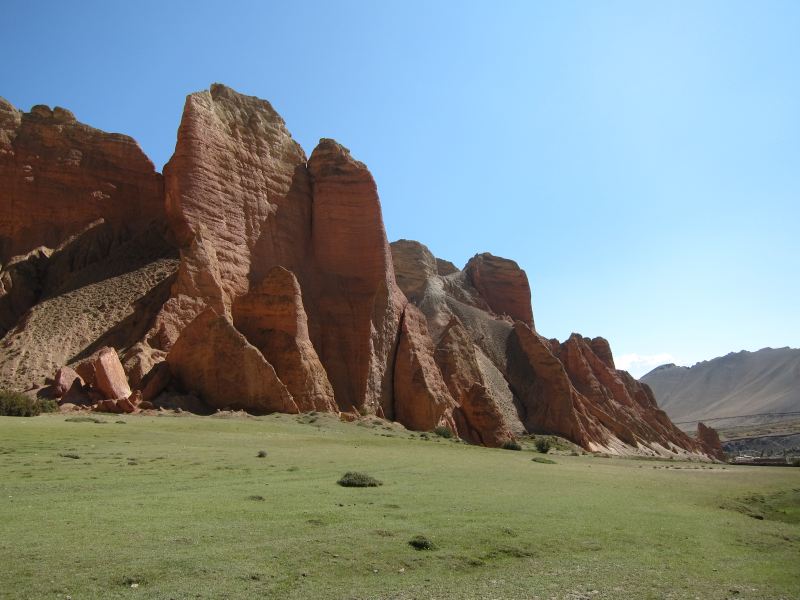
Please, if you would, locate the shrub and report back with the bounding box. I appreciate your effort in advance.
[535,437,552,454]
[531,456,556,464]
[337,471,382,487]
[408,535,435,550]
[502,440,522,451]
[39,399,58,413]
[433,426,454,439]
[257,450,268,458]
[0,391,42,417]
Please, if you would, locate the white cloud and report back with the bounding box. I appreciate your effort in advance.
[615,353,682,379]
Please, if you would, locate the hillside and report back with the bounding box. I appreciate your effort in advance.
[641,347,800,429]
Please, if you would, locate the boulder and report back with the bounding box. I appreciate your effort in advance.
[53,366,82,397]
[139,361,171,403]
[61,379,91,406]
[93,347,132,400]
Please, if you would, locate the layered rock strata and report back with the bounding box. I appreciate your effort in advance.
[0,86,713,458]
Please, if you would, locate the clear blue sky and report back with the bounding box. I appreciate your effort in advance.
[3,1,798,377]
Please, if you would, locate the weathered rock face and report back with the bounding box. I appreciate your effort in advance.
[464,253,534,328]
[166,308,297,414]
[435,318,514,447]
[0,84,712,459]
[507,325,705,456]
[393,304,457,431]
[0,98,163,264]
[164,83,310,302]
[697,422,726,461]
[233,266,336,413]
[307,139,406,414]
[159,88,406,419]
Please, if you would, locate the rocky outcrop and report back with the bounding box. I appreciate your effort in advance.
[464,253,533,327]
[393,304,457,431]
[233,266,336,413]
[507,324,706,456]
[435,318,514,447]
[0,84,714,459]
[307,139,405,415]
[164,83,310,302]
[697,422,726,461]
[166,308,297,414]
[0,98,163,264]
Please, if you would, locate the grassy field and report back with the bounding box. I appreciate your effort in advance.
[1,413,798,600]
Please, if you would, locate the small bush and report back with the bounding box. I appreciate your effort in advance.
[65,416,105,423]
[0,391,41,417]
[535,437,552,454]
[59,453,81,460]
[257,450,268,458]
[408,535,435,550]
[39,399,58,413]
[502,440,522,451]
[433,426,454,439]
[531,456,556,464]
[337,471,382,487]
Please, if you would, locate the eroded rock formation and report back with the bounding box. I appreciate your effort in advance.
[0,85,714,459]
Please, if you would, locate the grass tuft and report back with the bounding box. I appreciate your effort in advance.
[408,535,435,550]
[433,426,454,439]
[337,471,382,487]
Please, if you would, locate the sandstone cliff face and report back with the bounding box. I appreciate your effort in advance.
[159,87,406,419]
[0,84,713,459]
[393,304,457,432]
[233,266,336,413]
[0,98,163,264]
[506,324,705,456]
[697,422,726,461]
[0,98,175,391]
[306,139,406,415]
[166,308,297,414]
[464,253,534,328]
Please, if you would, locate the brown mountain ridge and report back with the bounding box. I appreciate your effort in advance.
[0,84,718,459]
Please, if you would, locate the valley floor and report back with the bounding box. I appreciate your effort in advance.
[0,414,798,600]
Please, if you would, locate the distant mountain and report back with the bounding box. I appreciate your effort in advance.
[641,348,800,429]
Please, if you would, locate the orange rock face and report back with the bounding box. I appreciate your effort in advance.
[697,422,726,461]
[158,87,405,419]
[233,266,336,413]
[465,253,534,327]
[306,139,406,414]
[508,325,705,456]
[164,83,311,301]
[393,304,457,432]
[435,318,514,447]
[0,84,713,459]
[166,308,298,414]
[0,98,163,264]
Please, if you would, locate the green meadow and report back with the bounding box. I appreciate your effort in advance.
[1,413,798,600]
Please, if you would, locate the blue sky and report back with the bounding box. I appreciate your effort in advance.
[3,1,798,376]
